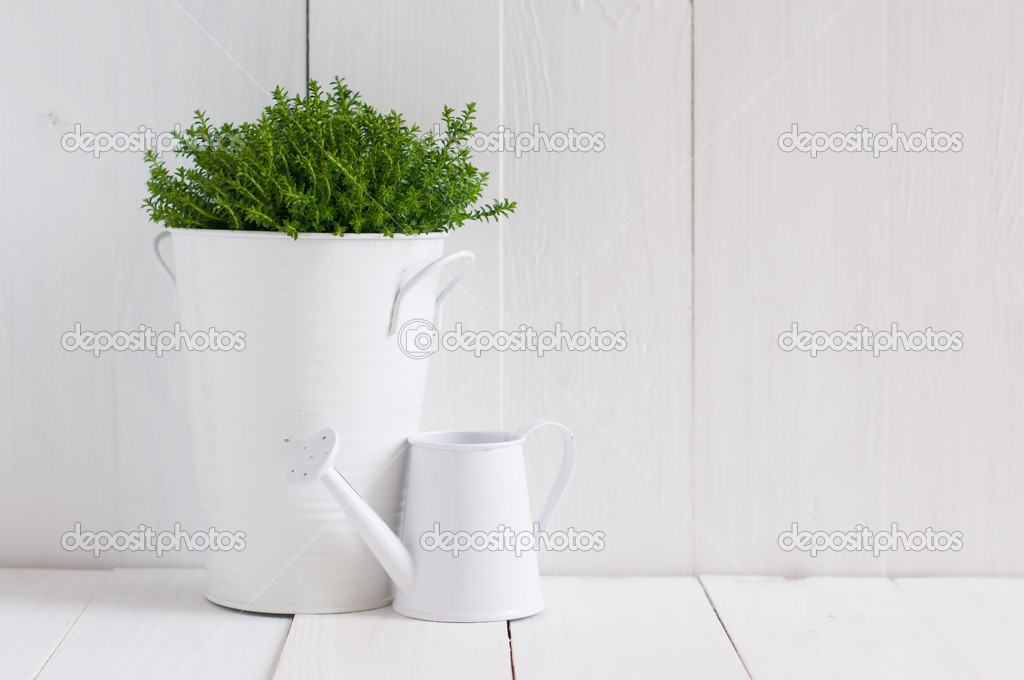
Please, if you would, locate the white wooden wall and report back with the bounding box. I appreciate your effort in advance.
[693,0,1024,576]
[501,0,693,575]
[1,0,1022,577]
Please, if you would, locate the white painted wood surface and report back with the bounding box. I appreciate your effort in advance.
[694,0,890,577]
[510,577,748,680]
[0,570,108,679]
[0,0,304,569]
[275,610,511,680]
[9,570,1024,678]
[702,575,981,679]
[896,578,1024,679]
[878,1,1024,577]
[35,569,292,680]
[694,0,1024,576]
[502,0,693,576]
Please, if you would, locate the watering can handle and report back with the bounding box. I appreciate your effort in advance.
[516,421,577,534]
[153,232,176,285]
[389,250,475,335]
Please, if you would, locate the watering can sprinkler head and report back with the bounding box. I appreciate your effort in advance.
[285,429,415,593]
[285,428,338,486]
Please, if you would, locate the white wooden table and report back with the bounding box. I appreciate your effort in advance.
[2,570,1019,679]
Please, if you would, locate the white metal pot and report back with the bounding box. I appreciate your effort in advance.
[153,229,473,614]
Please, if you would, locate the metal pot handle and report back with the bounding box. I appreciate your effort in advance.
[153,232,176,286]
[388,250,475,335]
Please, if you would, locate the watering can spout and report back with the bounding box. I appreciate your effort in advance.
[286,429,415,594]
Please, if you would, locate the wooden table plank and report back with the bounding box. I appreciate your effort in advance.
[0,569,109,679]
[509,576,749,680]
[274,609,511,680]
[701,576,981,680]
[35,568,291,680]
[12,570,1020,679]
[895,578,1024,679]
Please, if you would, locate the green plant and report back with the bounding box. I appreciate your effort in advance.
[142,78,515,237]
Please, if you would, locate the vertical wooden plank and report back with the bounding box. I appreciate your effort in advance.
[0,569,108,679]
[694,0,1024,576]
[36,569,292,680]
[0,0,305,567]
[880,1,1024,575]
[693,0,890,577]
[309,1,504,432]
[274,610,512,680]
[502,0,693,575]
[702,575,979,680]
[509,577,749,680]
[896,578,1024,679]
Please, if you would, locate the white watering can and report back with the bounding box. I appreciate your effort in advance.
[286,423,576,622]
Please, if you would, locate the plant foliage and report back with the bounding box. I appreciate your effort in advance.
[142,78,515,237]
